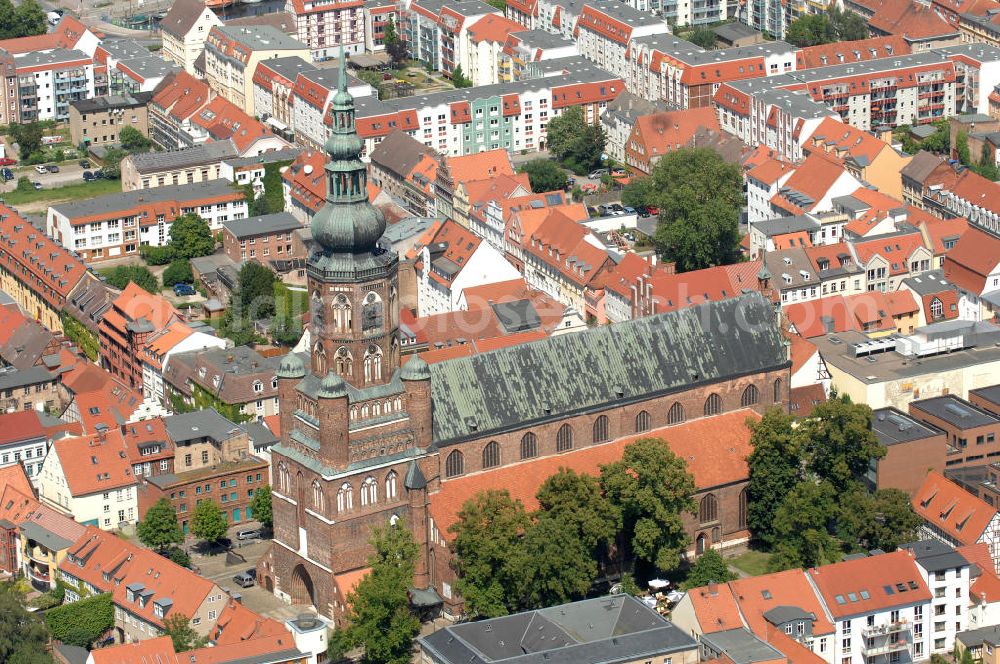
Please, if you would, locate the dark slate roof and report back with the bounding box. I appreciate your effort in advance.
[970,384,1000,412]
[419,595,696,664]
[701,629,785,664]
[429,293,788,445]
[369,129,438,179]
[910,395,998,429]
[762,605,815,625]
[491,299,541,334]
[164,408,241,444]
[901,540,970,573]
[871,407,943,446]
[0,366,56,391]
[223,212,301,239]
[958,625,1000,648]
[404,460,426,489]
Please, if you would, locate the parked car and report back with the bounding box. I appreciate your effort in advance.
[93,170,105,179]
[31,181,42,190]
[609,203,624,212]
[245,568,257,580]
[598,204,614,216]
[0,168,13,181]
[636,206,649,217]
[82,171,96,181]
[0,158,16,166]
[173,283,196,297]
[79,159,90,169]
[236,528,262,541]
[233,571,255,588]
[623,206,637,214]
[46,164,59,173]
[34,165,47,174]
[646,206,659,216]
[588,168,608,179]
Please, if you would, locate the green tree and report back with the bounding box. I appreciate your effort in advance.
[103,265,159,293]
[15,177,33,194]
[600,437,697,573]
[830,6,868,41]
[163,260,194,286]
[449,489,531,618]
[0,582,51,664]
[249,484,273,528]
[746,409,801,546]
[956,129,972,166]
[519,515,596,608]
[0,0,14,41]
[650,148,743,271]
[190,500,228,544]
[168,213,215,260]
[45,592,114,648]
[769,481,841,571]
[800,396,883,494]
[486,0,506,9]
[384,18,408,67]
[682,549,737,590]
[236,261,277,320]
[119,125,152,152]
[9,122,43,159]
[786,14,834,46]
[331,522,420,664]
[536,467,618,551]
[451,65,472,88]
[545,106,606,174]
[518,158,567,193]
[168,546,192,568]
[137,498,184,550]
[101,147,127,179]
[686,26,717,49]
[621,175,656,209]
[975,143,1000,180]
[271,316,303,346]
[220,307,258,346]
[163,613,208,652]
[140,244,175,265]
[836,488,922,553]
[11,0,46,38]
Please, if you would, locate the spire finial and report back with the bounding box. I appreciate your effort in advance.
[338,45,347,94]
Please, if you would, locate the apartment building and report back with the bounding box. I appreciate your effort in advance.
[352,57,624,157]
[464,14,525,87]
[46,181,248,263]
[148,71,213,150]
[284,0,365,60]
[120,141,238,191]
[38,429,139,530]
[221,212,303,265]
[0,205,91,334]
[69,92,151,148]
[399,0,500,77]
[499,29,578,82]
[869,407,948,496]
[203,25,310,115]
[0,411,53,482]
[624,107,721,175]
[252,55,316,133]
[572,0,669,81]
[910,394,1000,469]
[364,0,398,53]
[98,284,179,395]
[291,67,372,149]
[162,346,282,420]
[159,0,223,74]
[0,367,60,418]
[914,471,1000,573]
[138,320,228,406]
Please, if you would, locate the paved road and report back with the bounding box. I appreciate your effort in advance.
[0,163,90,191]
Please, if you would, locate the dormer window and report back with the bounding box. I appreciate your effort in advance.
[253,380,263,393]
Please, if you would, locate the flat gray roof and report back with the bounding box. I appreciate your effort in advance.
[901,540,970,573]
[223,212,301,238]
[71,91,153,114]
[51,180,241,218]
[901,269,956,296]
[970,384,1000,411]
[164,408,241,444]
[701,629,785,664]
[215,24,308,51]
[128,141,238,174]
[117,56,181,79]
[15,48,89,67]
[753,215,820,237]
[0,366,56,391]
[871,407,943,445]
[910,395,999,429]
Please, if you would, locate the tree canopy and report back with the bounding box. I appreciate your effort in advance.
[384,19,408,67]
[163,260,194,286]
[545,107,606,175]
[451,65,473,88]
[164,613,208,652]
[0,582,51,664]
[331,522,420,664]
[8,122,43,160]
[644,148,743,271]
[682,549,737,590]
[249,484,273,528]
[190,500,228,544]
[746,409,801,546]
[785,8,867,47]
[102,265,159,294]
[120,126,153,152]
[518,159,567,193]
[168,214,215,260]
[799,397,883,494]
[137,498,184,550]
[601,437,697,573]
[46,592,114,648]
[101,147,128,179]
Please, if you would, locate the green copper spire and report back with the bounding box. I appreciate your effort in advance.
[310,45,386,257]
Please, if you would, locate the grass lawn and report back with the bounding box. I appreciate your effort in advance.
[730,550,773,577]
[3,178,120,206]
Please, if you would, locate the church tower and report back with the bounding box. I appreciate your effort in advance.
[307,51,400,389]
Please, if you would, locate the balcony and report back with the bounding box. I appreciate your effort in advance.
[862,639,910,657]
[863,622,909,637]
[23,544,51,567]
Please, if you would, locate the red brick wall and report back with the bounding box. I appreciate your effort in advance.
[877,433,948,496]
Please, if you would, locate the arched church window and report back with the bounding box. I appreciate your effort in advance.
[364,345,383,384]
[337,483,353,512]
[313,343,328,376]
[335,347,353,377]
[333,294,351,332]
[360,477,377,506]
[362,292,384,332]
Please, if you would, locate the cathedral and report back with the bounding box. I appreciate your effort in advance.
[258,53,792,622]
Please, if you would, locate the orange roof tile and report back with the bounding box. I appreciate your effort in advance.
[771,152,849,215]
[211,598,288,645]
[53,430,135,496]
[60,363,141,434]
[110,546,217,629]
[943,223,1000,295]
[796,36,911,69]
[191,96,276,154]
[334,567,370,603]
[971,568,1000,603]
[627,108,721,172]
[0,204,88,307]
[446,150,514,184]
[851,232,928,276]
[263,414,281,437]
[525,209,611,288]
[809,550,931,618]
[89,636,178,664]
[183,635,299,664]
[283,150,326,214]
[428,410,759,537]
[788,384,827,417]
[152,71,211,123]
[959,543,994,574]
[788,335,817,376]
[747,157,794,186]
[0,410,46,447]
[467,14,524,43]
[688,583,744,634]
[871,0,957,40]
[0,462,35,500]
[913,471,998,546]
[919,216,968,256]
[731,569,835,636]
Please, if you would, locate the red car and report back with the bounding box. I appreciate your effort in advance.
[646,206,659,216]
[0,158,16,166]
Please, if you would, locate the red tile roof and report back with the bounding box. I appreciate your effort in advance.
[447,150,515,184]
[525,209,611,288]
[283,150,326,214]
[771,153,850,215]
[467,14,524,43]
[919,216,968,256]
[0,410,45,447]
[788,384,827,417]
[809,550,931,618]
[805,118,890,165]
[626,108,721,173]
[60,363,141,434]
[913,471,998,546]
[747,157,794,186]
[0,463,35,504]
[191,96,277,154]
[0,16,92,54]
[943,225,1000,295]
[796,36,911,69]
[428,410,759,537]
[871,0,957,39]
[688,583,745,634]
[52,429,135,496]
[851,232,928,276]
[0,204,88,307]
[152,71,212,123]
[89,636,178,664]
[959,543,994,574]
[731,569,836,636]
[210,597,288,645]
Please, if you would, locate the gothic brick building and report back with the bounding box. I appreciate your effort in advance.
[258,54,792,622]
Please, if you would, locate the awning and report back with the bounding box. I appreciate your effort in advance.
[409,586,443,607]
